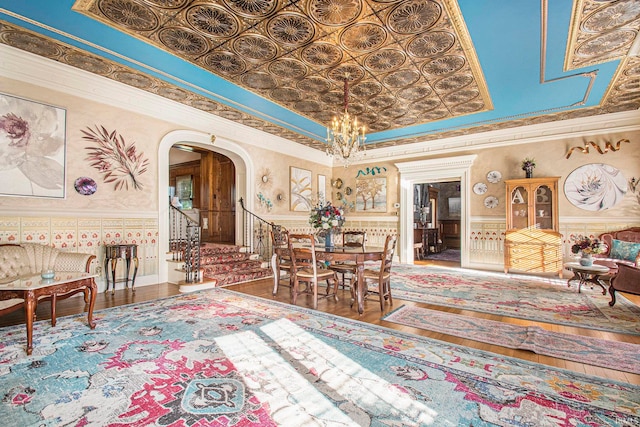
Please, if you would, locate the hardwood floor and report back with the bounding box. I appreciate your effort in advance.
[2,262,639,386]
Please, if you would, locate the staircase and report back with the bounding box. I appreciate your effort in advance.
[199,243,272,286]
[168,198,276,292]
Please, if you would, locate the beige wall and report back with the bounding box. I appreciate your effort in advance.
[468,134,640,218]
[0,77,172,213]
[333,134,640,220]
[1,72,638,279]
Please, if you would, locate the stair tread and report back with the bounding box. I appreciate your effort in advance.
[180,242,272,287]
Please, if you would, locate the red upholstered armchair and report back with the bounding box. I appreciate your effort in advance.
[609,263,640,306]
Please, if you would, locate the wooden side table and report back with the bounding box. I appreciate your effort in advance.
[0,272,97,355]
[104,244,138,294]
[564,262,610,294]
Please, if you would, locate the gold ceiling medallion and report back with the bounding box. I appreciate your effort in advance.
[326,74,365,167]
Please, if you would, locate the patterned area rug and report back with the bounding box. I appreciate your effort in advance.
[423,248,460,262]
[391,264,640,335]
[383,305,640,374]
[1,289,638,426]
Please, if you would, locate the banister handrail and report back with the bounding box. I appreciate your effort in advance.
[239,197,274,227]
[238,197,278,260]
[169,204,201,283]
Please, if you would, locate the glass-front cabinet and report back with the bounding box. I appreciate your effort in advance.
[505,177,559,231]
[504,177,562,277]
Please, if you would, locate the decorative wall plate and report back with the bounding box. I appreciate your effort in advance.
[345,186,352,195]
[333,178,343,189]
[473,182,488,195]
[564,163,627,211]
[486,170,502,183]
[484,195,499,208]
[74,177,97,195]
[336,191,343,200]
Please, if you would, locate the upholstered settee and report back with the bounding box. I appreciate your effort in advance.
[596,227,640,271]
[0,243,95,316]
[595,228,640,306]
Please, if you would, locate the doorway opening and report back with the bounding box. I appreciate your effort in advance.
[170,145,236,244]
[158,130,254,283]
[396,155,477,266]
[412,181,461,266]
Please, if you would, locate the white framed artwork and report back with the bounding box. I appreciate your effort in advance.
[317,174,326,201]
[0,92,66,198]
[564,163,627,211]
[290,166,312,211]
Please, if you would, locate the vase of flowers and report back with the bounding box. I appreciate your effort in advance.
[521,157,536,178]
[570,235,606,266]
[309,201,345,248]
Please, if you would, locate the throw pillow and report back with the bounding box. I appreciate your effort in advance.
[609,239,640,262]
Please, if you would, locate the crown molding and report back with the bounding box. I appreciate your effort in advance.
[2,44,639,168]
[365,109,640,162]
[0,44,332,167]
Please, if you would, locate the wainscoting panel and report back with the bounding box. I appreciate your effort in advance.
[0,214,159,291]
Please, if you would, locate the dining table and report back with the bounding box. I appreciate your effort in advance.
[313,245,385,315]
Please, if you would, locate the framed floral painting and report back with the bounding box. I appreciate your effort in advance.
[0,92,66,198]
[290,166,312,211]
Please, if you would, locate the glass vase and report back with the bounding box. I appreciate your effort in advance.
[324,229,334,249]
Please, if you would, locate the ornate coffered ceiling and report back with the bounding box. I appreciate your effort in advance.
[71,0,490,134]
[0,0,638,151]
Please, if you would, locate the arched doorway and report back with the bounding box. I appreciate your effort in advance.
[158,130,254,283]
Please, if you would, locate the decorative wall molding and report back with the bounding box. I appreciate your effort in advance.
[0,45,331,167]
[2,45,639,169]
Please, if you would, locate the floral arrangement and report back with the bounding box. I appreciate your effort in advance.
[570,235,607,255]
[521,157,536,171]
[309,201,345,232]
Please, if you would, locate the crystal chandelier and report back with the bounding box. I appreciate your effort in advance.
[326,76,366,167]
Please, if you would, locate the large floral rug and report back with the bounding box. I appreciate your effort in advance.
[1,289,638,426]
[391,264,640,335]
[383,305,640,374]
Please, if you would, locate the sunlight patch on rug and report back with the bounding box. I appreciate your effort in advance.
[0,289,637,426]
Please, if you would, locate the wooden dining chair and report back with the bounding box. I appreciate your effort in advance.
[288,233,339,310]
[329,231,366,289]
[355,234,397,311]
[270,226,291,296]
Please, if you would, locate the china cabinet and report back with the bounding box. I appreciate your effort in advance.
[504,177,562,276]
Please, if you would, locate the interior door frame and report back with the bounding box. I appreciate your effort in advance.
[395,155,477,265]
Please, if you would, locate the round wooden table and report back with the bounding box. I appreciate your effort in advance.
[564,262,610,294]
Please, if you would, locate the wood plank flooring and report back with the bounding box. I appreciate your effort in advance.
[1,261,638,385]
